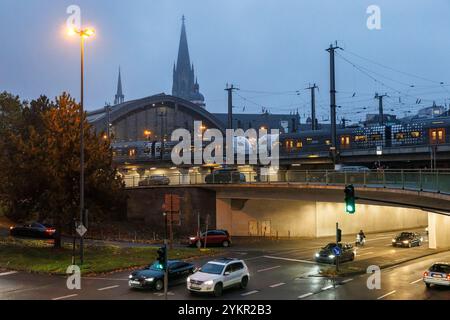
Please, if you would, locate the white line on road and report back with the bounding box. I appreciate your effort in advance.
[263,256,316,264]
[321,285,334,291]
[410,278,423,284]
[257,266,281,273]
[357,252,374,257]
[241,290,259,296]
[269,282,286,288]
[298,292,314,299]
[97,285,120,291]
[52,294,78,301]
[0,271,18,277]
[377,290,396,300]
[341,278,354,284]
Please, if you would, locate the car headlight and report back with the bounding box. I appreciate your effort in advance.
[402,240,409,244]
[204,280,214,286]
[145,277,154,282]
[189,237,196,240]
[328,255,335,259]
[420,237,423,242]
[128,275,133,279]
[315,253,320,258]
[187,277,191,283]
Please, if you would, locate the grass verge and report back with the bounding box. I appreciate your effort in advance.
[0,237,222,275]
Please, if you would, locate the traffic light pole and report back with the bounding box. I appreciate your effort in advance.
[163,211,168,300]
[336,222,340,273]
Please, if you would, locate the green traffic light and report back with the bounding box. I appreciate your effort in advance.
[346,204,355,213]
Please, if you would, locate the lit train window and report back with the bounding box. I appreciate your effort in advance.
[369,134,382,141]
[296,140,303,148]
[430,128,445,144]
[410,131,421,138]
[354,135,367,142]
[395,133,405,140]
[128,149,136,157]
[325,140,331,145]
[306,137,313,144]
[340,136,350,147]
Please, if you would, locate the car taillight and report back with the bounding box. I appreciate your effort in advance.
[447,274,450,280]
[423,271,429,277]
[46,228,56,233]
[9,226,13,230]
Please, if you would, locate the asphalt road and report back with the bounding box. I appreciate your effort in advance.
[1,229,449,300]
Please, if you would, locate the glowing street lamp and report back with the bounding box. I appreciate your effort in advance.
[67,26,95,265]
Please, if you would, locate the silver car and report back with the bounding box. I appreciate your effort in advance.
[423,262,450,288]
[138,175,170,186]
[187,258,250,297]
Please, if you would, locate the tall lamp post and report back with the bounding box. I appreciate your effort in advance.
[68,27,95,265]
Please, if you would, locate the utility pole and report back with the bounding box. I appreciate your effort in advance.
[375,93,388,125]
[163,211,168,300]
[225,84,239,130]
[326,43,341,166]
[307,84,318,130]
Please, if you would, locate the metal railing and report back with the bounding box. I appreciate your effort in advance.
[123,169,450,195]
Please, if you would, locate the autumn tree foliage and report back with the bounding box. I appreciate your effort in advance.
[0,92,126,245]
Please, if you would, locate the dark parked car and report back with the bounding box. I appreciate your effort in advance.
[391,232,423,248]
[138,175,170,186]
[9,222,57,239]
[315,243,355,264]
[205,169,246,184]
[128,260,195,290]
[188,230,232,248]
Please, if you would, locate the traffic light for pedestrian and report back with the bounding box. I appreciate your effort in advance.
[337,228,342,243]
[157,246,167,270]
[344,184,356,214]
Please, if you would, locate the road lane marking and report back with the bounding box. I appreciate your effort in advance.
[356,252,374,257]
[244,256,265,261]
[321,285,334,291]
[410,278,423,284]
[154,292,175,296]
[377,290,396,300]
[356,247,374,251]
[241,290,259,296]
[52,294,78,300]
[257,266,281,273]
[269,282,285,288]
[0,271,18,277]
[97,285,120,291]
[298,292,313,299]
[263,256,316,264]
[341,278,354,284]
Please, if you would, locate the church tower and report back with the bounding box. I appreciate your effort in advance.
[172,16,205,108]
[114,67,125,105]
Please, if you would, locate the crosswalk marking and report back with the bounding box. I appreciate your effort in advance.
[269,282,285,288]
[298,292,313,299]
[241,290,259,296]
[52,294,78,300]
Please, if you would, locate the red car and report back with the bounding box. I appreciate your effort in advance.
[188,230,231,248]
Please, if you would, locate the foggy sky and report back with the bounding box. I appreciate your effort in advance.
[1,0,450,124]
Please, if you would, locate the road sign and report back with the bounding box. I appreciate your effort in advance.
[332,246,341,256]
[76,223,87,237]
[164,194,180,212]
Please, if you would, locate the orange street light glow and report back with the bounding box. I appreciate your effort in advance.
[67,27,96,38]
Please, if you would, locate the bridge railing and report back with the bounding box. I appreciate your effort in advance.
[123,169,450,195]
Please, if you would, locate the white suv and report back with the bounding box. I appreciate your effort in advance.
[187,258,250,297]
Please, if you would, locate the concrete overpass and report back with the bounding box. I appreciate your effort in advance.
[125,170,450,249]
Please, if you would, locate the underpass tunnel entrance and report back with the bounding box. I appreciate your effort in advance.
[217,198,432,243]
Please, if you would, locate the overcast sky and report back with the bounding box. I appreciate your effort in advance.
[1,0,450,123]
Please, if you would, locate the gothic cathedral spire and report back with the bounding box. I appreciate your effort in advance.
[114,67,124,105]
[172,16,205,108]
